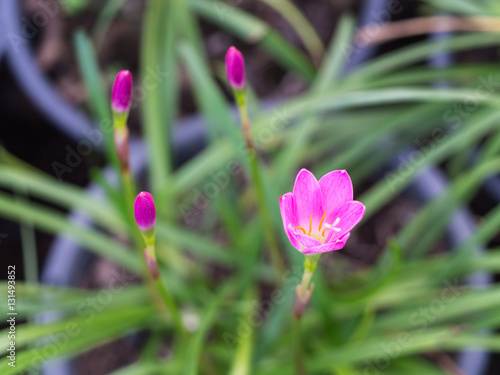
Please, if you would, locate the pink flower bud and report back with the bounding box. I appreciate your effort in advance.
[134,192,156,232]
[225,46,246,89]
[111,70,132,114]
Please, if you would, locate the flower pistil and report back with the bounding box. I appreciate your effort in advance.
[293,212,341,243]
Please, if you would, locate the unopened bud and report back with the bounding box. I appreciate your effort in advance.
[225,46,246,90]
[111,70,132,115]
[134,191,156,235]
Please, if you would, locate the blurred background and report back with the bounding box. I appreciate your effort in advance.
[2,0,500,374]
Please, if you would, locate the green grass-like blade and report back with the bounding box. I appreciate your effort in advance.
[140,0,174,194]
[0,192,140,273]
[189,0,315,81]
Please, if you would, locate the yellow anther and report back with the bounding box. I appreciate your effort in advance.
[308,214,312,235]
[295,226,307,235]
[321,227,329,237]
[318,211,326,231]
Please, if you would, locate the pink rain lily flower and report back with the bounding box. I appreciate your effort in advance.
[280,169,365,254]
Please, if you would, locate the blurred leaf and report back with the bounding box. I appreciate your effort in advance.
[74,31,118,170]
[184,284,233,375]
[140,0,175,194]
[343,33,500,87]
[0,306,154,375]
[0,166,125,232]
[314,14,355,90]
[189,0,315,81]
[0,192,140,273]
[259,0,324,63]
[61,0,89,16]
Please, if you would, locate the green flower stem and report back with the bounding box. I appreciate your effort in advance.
[145,241,187,338]
[113,110,184,337]
[298,254,320,299]
[292,254,320,373]
[234,88,286,280]
[234,89,254,152]
[113,111,128,130]
[294,318,306,375]
[114,131,145,271]
[112,107,185,338]
[112,113,137,242]
[136,232,170,329]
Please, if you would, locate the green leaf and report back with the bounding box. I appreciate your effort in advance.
[0,192,140,273]
[140,0,175,194]
[189,0,315,81]
[184,284,233,375]
[0,306,154,375]
[74,30,118,169]
[0,166,125,232]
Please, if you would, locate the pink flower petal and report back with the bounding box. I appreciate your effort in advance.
[293,169,324,228]
[302,233,350,254]
[288,225,322,250]
[279,193,299,249]
[319,170,353,223]
[327,201,365,241]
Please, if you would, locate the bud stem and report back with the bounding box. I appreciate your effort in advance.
[144,246,159,280]
[141,235,186,337]
[233,87,286,281]
[234,88,254,151]
[299,254,319,298]
[294,254,320,320]
[113,110,129,131]
[114,127,130,174]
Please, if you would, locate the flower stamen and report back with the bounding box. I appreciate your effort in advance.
[318,211,326,231]
[308,214,312,235]
[294,226,307,235]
